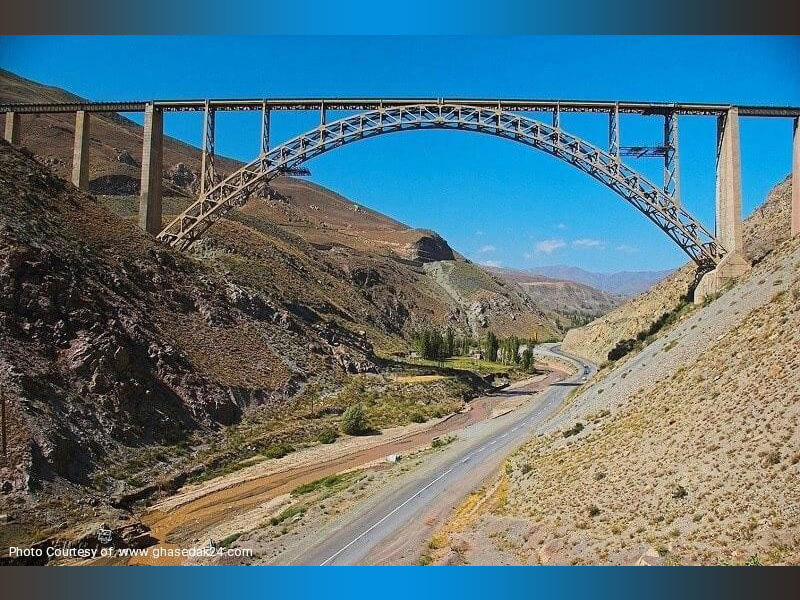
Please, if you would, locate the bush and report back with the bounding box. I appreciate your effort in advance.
[291,474,344,496]
[264,442,295,459]
[431,435,456,449]
[563,422,585,438]
[220,532,242,548]
[672,484,688,499]
[317,429,339,444]
[608,338,638,361]
[521,463,533,475]
[341,404,367,435]
[410,411,427,424]
[588,504,601,518]
[269,505,306,526]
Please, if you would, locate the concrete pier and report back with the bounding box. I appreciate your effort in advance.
[138,104,163,235]
[793,117,799,236]
[71,111,90,190]
[4,112,20,145]
[716,107,744,258]
[695,107,750,303]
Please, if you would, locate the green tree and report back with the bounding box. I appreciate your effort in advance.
[341,404,367,435]
[460,333,472,356]
[510,336,521,364]
[485,331,499,362]
[444,328,455,358]
[521,348,533,372]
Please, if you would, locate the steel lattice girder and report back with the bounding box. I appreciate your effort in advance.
[157,104,723,267]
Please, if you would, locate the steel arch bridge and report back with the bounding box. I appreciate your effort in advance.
[157,103,723,268]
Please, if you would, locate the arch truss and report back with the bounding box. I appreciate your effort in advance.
[157,104,724,267]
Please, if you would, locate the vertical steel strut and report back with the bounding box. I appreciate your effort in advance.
[200,99,216,197]
[260,100,270,155]
[664,111,681,204]
[609,102,620,160]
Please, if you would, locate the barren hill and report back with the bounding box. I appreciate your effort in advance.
[487,266,623,331]
[428,176,800,566]
[525,265,673,297]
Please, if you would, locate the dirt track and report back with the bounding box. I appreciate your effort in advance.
[130,370,566,565]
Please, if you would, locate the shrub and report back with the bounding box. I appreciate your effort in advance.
[220,532,242,548]
[672,484,688,499]
[291,474,344,496]
[341,404,367,435]
[563,422,585,438]
[317,429,339,444]
[410,411,427,424]
[265,442,295,459]
[431,435,456,449]
[521,463,533,475]
[269,505,306,526]
[608,338,638,362]
[588,504,601,517]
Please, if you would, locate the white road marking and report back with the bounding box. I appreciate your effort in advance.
[317,349,593,566]
[320,466,455,566]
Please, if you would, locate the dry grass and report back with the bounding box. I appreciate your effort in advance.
[459,256,800,565]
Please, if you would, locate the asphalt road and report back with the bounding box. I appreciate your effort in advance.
[291,344,595,566]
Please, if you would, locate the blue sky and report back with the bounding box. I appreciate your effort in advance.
[2,36,798,272]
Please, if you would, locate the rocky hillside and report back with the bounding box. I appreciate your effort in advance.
[562,176,793,365]
[429,176,800,566]
[487,267,622,332]
[0,141,383,512]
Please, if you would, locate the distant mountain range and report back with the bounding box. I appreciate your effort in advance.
[524,265,674,297]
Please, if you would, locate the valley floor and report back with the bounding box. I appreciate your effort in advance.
[64,353,572,565]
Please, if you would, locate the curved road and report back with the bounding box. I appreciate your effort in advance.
[289,344,594,566]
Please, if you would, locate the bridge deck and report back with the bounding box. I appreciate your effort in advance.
[1,98,799,117]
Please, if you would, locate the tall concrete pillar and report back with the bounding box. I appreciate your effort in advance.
[716,107,744,257]
[71,111,90,190]
[695,106,750,303]
[4,112,20,145]
[138,104,163,235]
[793,117,799,236]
